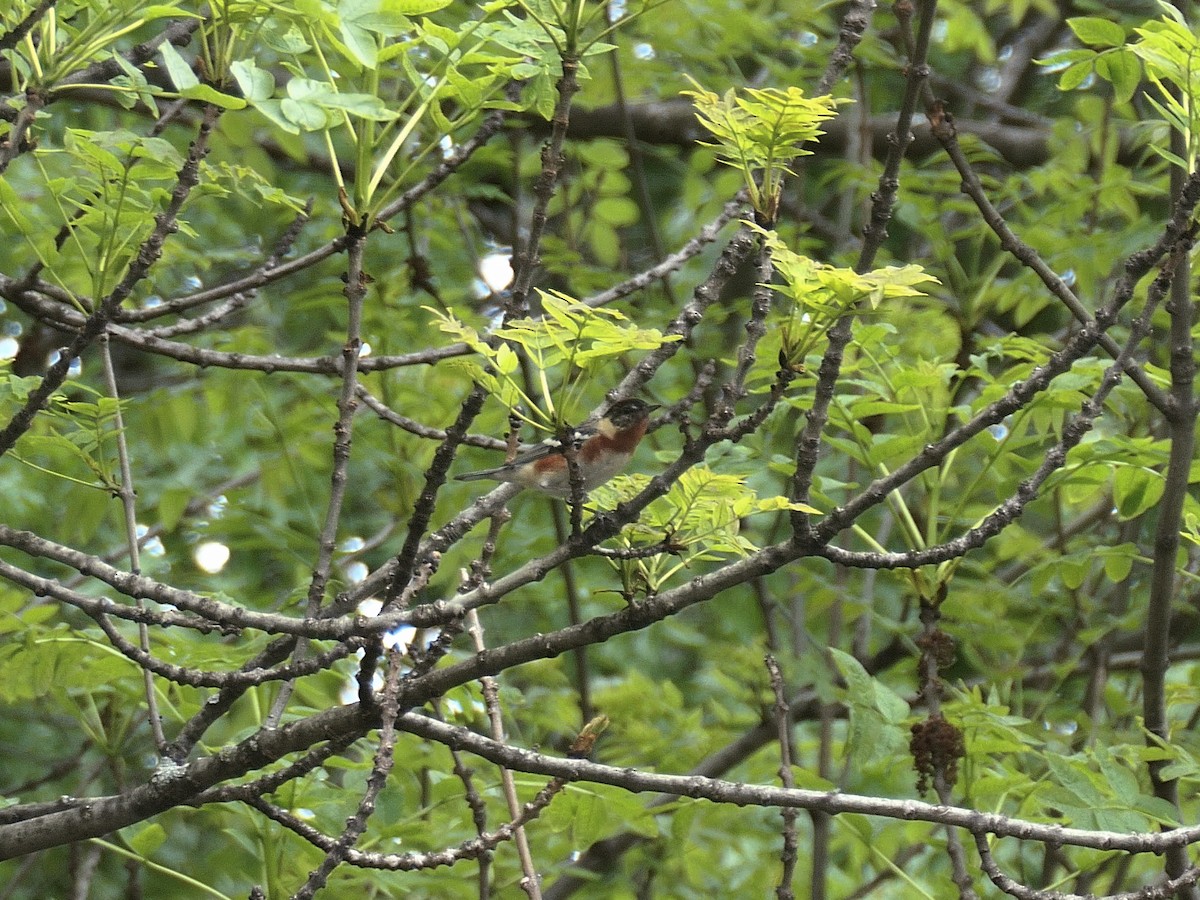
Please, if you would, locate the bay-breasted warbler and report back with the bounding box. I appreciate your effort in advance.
[455,398,659,497]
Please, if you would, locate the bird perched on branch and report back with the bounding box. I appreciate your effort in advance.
[455,398,659,498]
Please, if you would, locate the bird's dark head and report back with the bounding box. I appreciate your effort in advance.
[605,398,659,430]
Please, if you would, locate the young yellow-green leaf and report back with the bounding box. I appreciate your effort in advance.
[1127,15,1200,170]
[748,223,937,366]
[395,0,453,12]
[494,342,519,375]
[682,78,842,215]
[497,291,679,369]
[593,468,817,571]
[425,307,490,356]
[431,295,676,427]
[754,494,820,515]
[684,81,841,167]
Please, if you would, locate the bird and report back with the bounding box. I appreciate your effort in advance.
[455,398,659,498]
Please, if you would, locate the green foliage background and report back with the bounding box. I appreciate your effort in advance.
[2,0,1200,897]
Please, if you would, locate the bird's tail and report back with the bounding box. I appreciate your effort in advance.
[455,467,501,482]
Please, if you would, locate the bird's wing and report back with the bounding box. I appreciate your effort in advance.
[508,422,598,465]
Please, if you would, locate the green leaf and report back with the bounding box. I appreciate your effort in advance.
[338,21,379,69]
[682,78,842,214]
[261,20,311,54]
[111,51,160,116]
[1057,61,1095,92]
[1157,744,1200,781]
[1096,50,1142,104]
[1036,48,1100,68]
[592,196,637,229]
[158,42,245,107]
[494,343,519,375]
[828,647,911,769]
[1067,17,1126,49]
[1112,466,1164,520]
[310,91,398,121]
[231,59,276,102]
[543,784,657,845]
[1042,753,1157,832]
[159,41,198,90]
[158,487,193,532]
[124,823,167,856]
[1101,544,1136,583]
[253,99,302,134]
[180,83,247,109]
[280,97,329,131]
[394,0,453,12]
[1136,795,1183,826]
[530,68,557,121]
[1058,555,1087,590]
[1045,755,1105,805]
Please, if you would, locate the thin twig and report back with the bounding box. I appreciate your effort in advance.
[765,655,799,900]
[506,54,582,321]
[973,832,1200,900]
[0,90,45,174]
[306,227,369,617]
[604,35,679,307]
[87,612,357,688]
[583,198,745,309]
[912,589,977,899]
[548,499,594,724]
[429,700,493,896]
[466,608,543,899]
[815,0,876,96]
[382,386,488,609]
[12,659,1200,862]
[716,235,775,421]
[232,781,560,872]
[292,647,407,898]
[98,333,164,750]
[0,283,474,372]
[356,386,507,451]
[398,712,1200,854]
[268,226,369,725]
